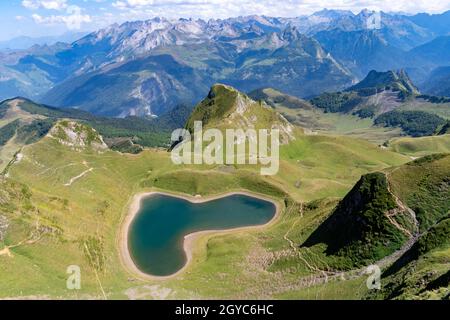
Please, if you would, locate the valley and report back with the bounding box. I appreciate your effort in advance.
[0,81,448,300]
[0,5,449,301]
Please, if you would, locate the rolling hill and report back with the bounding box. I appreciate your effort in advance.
[0,97,192,170]
[310,70,450,138]
[0,82,419,299]
[302,154,449,299]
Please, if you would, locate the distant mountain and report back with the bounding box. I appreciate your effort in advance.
[2,10,450,116]
[0,32,88,50]
[291,9,435,49]
[40,25,353,117]
[313,29,411,77]
[410,36,450,66]
[42,54,212,117]
[421,66,450,97]
[406,10,450,35]
[347,69,420,96]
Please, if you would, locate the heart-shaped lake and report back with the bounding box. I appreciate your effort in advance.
[126,193,277,277]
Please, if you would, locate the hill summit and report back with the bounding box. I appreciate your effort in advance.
[48,121,107,151]
[347,69,420,96]
[186,84,296,144]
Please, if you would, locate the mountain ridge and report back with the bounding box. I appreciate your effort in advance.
[2,10,450,117]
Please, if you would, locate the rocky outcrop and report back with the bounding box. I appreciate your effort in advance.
[48,121,108,151]
[186,84,296,144]
[0,215,8,241]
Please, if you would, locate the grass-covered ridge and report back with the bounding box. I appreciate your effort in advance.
[387,134,450,157]
[301,172,410,266]
[0,98,190,149]
[0,115,410,299]
[0,84,447,300]
[388,154,450,232]
[376,216,450,300]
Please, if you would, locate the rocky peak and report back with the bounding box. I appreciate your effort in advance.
[186,84,296,144]
[347,69,420,95]
[48,121,107,151]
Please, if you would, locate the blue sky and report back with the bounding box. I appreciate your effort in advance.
[1,0,450,41]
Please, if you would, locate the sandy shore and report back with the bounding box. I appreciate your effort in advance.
[118,190,282,281]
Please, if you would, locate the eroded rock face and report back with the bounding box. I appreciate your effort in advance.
[48,121,108,151]
[0,215,8,241]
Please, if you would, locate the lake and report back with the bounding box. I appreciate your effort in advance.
[127,193,277,277]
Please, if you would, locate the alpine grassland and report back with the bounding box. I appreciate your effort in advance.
[0,120,412,299]
[0,84,448,300]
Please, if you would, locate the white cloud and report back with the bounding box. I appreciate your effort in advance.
[109,0,450,18]
[22,0,68,11]
[32,6,91,30]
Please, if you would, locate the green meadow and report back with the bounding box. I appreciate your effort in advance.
[0,127,412,299]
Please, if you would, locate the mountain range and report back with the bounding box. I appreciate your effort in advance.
[1,9,450,118]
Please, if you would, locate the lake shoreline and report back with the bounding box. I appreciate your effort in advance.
[118,190,282,281]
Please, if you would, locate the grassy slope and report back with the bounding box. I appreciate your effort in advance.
[388,134,450,157]
[375,217,450,300]
[361,154,450,300]
[0,100,48,171]
[301,172,408,267]
[0,126,409,299]
[274,105,403,145]
[2,83,447,299]
[388,154,450,232]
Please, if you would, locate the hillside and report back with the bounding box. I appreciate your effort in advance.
[0,98,191,153]
[248,88,313,110]
[301,172,414,266]
[310,70,450,138]
[301,154,449,297]
[373,154,450,299]
[378,216,450,299]
[346,70,420,97]
[186,84,296,144]
[0,77,418,299]
[388,134,450,157]
[310,70,419,119]
[421,66,450,97]
[388,154,450,232]
[410,36,450,66]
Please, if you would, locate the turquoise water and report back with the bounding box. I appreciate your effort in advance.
[128,193,276,277]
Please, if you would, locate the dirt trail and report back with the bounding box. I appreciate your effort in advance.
[267,174,422,296]
[384,172,419,236]
[0,247,12,257]
[64,168,93,186]
[63,161,94,187]
[0,219,47,258]
[282,203,331,277]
